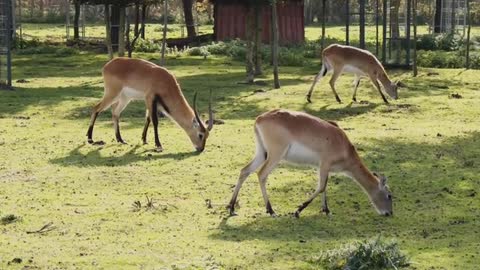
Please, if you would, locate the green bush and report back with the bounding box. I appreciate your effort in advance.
[416,34,437,51]
[16,46,77,55]
[436,34,463,51]
[186,46,210,57]
[310,237,410,270]
[135,38,161,53]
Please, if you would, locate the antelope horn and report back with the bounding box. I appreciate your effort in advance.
[193,92,203,128]
[207,90,214,131]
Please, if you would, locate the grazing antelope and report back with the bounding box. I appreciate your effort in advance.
[86,57,213,152]
[228,109,393,218]
[306,44,403,104]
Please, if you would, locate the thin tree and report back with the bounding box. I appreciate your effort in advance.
[320,0,326,51]
[104,3,114,59]
[160,0,168,66]
[254,6,263,76]
[73,0,81,40]
[118,5,126,57]
[271,0,280,89]
[466,0,471,69]
[245,6,255,83]
[182,0,196,38]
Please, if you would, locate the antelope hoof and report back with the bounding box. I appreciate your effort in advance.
[117,139,127,144]
[306,96,312,103]
[142,141,148,145]
[229,210,237,217]
[383,99,390,104]
[270,212,278,218]
[322,207,330,216]
[154,147,163,152]
[352,97,357,102]
[293,211,301,218]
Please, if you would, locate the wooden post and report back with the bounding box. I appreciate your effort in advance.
[345,0,349,45]
[104,4,113,59]
[466,0,471,69]
[245,6,255,83]
[254,5,263,76]
[160,0,168,66]
[118,5,126,57]
[321,0,326,51]
[359,0,365,49]
[413,0,418,76]
[271,0,280,89]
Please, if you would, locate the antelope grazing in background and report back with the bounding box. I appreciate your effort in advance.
[87,57,213,152]
[228,109,393,218]
[306,44,403,104]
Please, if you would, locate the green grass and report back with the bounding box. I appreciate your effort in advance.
[0,52,479,269]
[20,23,214,42]
[21,23,480,43]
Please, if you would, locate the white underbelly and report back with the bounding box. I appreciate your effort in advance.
[122,86,145,100]
[284,142,320,166]
[342,64,367,77]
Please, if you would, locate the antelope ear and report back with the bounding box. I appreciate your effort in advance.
[396,81,407,88]
[381,176,388,186]
[192,118,200,128]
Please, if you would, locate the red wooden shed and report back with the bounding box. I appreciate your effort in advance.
[206,0,304,44]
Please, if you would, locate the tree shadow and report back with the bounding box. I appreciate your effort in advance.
[49,143,199,167]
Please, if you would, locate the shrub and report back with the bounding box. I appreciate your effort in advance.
[186,46,210,57]
[436,34,463,51]
[310,237,410,270]
[135,38,161,53]
[416,34,437,51]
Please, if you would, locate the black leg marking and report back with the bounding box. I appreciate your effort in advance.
[142,117,150,144]
[266,201,276,217]
[294,200,313,218]
[151,98,163,151]
[87,112,99,144]
[115,123,126,144]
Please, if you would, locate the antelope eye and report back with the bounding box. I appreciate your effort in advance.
[387,194,392,200]
[199,134,204,140]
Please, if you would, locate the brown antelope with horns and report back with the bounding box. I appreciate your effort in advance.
[86,57,213,152]
[228,109,393,218]
[306,44,404,104]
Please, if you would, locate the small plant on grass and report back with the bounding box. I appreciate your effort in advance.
[1,214,21,225]
[310,237,410,270]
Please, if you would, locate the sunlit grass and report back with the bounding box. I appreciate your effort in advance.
[0,52,479,269]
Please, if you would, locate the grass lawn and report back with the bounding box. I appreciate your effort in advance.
[0,51,479,269]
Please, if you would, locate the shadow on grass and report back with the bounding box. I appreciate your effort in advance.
[49,143,199,167]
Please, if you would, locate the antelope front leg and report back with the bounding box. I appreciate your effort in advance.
[295,166,329,218]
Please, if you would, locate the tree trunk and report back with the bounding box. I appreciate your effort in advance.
[434,0,441,33]
[254,6,262,76]
[271,0,280,89]
[104,4,113,59]
[141,3,147,39]
[182,0,196,38]
[390,0,401,39]
[245,7,255,83]
[73,0,80,40]
[134,1,140,36]
[160,0,168,66]
[39,0,44,18]
[118,6,126,57]
[111,5,120,51]
[30,0,35,18]
[321,0,326,51]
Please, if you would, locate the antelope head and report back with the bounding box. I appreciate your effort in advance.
[189,91,214,153]
[370,172,393,216]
